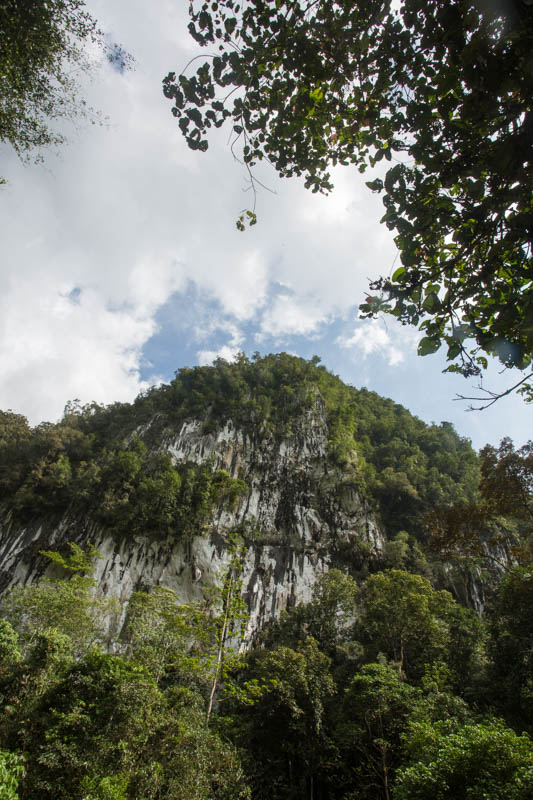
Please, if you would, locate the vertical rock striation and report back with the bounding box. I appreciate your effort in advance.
[0,396,385,644]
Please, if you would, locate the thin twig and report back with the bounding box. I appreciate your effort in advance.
[454,370,533,410]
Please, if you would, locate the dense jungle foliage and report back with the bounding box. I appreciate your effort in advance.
[0,408,248,542]
[0,546,532,800]
[0,353,482,542]
[1,352,531,584]
[0,355,533,798]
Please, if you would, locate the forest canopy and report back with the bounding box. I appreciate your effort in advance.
[0,354,480,541]
[1,355,533,798]
[164,0,533,399]
[1,551,533,799]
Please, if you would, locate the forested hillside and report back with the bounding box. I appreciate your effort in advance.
[0,354,532,799]
[1,353,480,541]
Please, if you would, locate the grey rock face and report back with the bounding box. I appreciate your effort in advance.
[0,402,385,644]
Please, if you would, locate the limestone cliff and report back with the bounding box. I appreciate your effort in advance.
[0,353,485,631]
[0,392,384,644]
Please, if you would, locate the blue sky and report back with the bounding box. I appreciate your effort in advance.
[140,285,529,451]
[0,0,530,452]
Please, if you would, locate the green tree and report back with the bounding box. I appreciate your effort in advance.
[0,620,22,672]
[356,570,482,687]
[262,569,359,657]
[394,719,533,800]
[299,568,359,653]
[3,644,249,800]
[0,0,131,166]
[0,556,250,800]
[0,750,24,800]
[206,536,249,723]
[223,637,334,800]
[0,546,115,757]
[487,563,533,732]
[167,1,533,397]
[123,586,210,687]
[0,543,115,658]
[80,774,129,800]
[1,0,97,159]
[336,663,420,800]
[17,650,160,799]
[425,437,533,570]
[480,438,533,526]
[0,412,31,495]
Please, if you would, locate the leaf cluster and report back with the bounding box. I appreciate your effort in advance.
[167,1,533,393]
[1,0,98,158]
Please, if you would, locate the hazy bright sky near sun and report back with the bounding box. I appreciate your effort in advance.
[0,0,530,451]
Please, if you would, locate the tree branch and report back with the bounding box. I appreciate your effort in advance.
[454,370,533,410]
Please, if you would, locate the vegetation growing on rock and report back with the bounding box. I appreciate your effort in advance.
[0,354,481,543]
[0,355,533,798]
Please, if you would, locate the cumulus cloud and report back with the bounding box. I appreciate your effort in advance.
[197,345,241,366]
[0,0,398,424]
[0,286,155,422]
[193,313,245,365]
[337,319,417,367]
[2,0,529,451]
[258,294,330,340]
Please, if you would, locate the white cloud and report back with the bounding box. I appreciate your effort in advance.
[197,345,240,366]
[191,315,243,347]
[337,319,416,367]
[1,0,396,425]
[0,285,155,422]
[198,249,268,321]
[1,0,530,450]
[258,294,330,339]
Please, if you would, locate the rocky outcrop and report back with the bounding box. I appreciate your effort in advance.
[0,399,385,645]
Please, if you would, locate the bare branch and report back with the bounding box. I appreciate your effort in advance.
[454,370,533,410]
